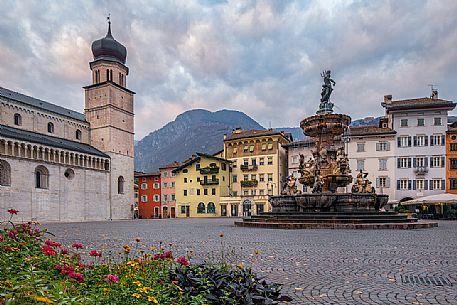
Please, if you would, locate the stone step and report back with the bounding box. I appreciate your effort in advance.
[234,221,438,230]
[242,217,418,224]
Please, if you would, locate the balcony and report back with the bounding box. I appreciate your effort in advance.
[414,166,428,175]
[241,180,258,187]
[240,164,258,172]
[199,166,219,174]
[200,178,219,185]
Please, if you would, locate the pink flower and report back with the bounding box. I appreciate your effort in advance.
[89,250,102,257]
[42,245,57,256]
[8,230,18,240]
[71,243,83,249]
[176,256,190,266]
[45,240,62,247]
[7,209,18,215]
[0,235,4,242]
[68,272,85,283]
[104,274,119,284]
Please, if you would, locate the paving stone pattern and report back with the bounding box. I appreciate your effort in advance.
[45,219,457,305]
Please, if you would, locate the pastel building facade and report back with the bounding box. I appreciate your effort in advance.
[173,153,230,218]
[221,129,291,217]
[135,172,161,219]
[159,161,180,218]
[446,122,457,194]
[0,22,134,222]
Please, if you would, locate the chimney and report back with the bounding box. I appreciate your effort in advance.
[233,127,242,134]
[223,134,227,140]
[431,90,438,99]
[384,95,392,104]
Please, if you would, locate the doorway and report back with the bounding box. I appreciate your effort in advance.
[170,207,176,218]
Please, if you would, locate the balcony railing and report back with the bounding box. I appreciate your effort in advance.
[200,178,219,185]
[240,180,258,187]
[240,164,258,172]
[199,166,219,174]
[414,166,428,175]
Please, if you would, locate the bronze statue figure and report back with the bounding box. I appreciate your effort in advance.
[317,70,335,114]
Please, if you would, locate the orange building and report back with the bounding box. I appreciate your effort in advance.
[446,122,457,193]
[159,161,180,218]
[135,172,161,219]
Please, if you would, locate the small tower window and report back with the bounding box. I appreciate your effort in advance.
[95,70,100,83]
[110,69,113,81]
[106,69,109,81]
[14,113,22,126]
[0,159,11,186]
[76,129,82,140]
[35,165,49,189]
[47,122,54,133]
[118,176,125,194]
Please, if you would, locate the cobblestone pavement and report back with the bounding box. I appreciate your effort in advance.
[45,219,457,305]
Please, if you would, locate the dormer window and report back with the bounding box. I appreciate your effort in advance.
[14,113,22,126]
[76,129,82,140]
[47,122,54,133]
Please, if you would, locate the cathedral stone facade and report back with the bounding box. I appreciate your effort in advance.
[0,22,134,222]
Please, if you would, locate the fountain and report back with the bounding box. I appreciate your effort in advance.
[235,71,437,229]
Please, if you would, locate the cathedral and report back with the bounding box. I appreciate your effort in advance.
[0,22,134,222]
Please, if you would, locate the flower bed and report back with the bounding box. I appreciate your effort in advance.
[0,209,284,304]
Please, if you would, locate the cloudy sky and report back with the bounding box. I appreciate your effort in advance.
[1,0,457,140]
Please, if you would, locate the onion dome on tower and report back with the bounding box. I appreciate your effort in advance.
[91,19,127,64]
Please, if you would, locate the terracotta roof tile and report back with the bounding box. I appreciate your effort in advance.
[349,126,396,136]
[382,97,455,110]
[159,161,181,169]
[224,129,291,141]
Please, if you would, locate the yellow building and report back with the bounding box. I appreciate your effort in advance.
[221,129,291,217]
[173,153,231,217]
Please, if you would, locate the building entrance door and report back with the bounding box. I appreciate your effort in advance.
[185,206,190,217]
[243,199,252,217]
[221,205,227,216]
[170,207,176,218]
[163,207,168,218]
[231,204,238,217]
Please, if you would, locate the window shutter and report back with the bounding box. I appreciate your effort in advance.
[397,158,401,168]
[408,180,412,190]
[396,180,400,190]
[425,136,428,146]
[408,136,412,147]
[408,158,412,168]
[413,158,417,168]
[441,156,445,167]
[397,137,401,147]
[430,135,434,146]
[376,143,380,151]
[442,135,446,146]
[386,142,391,151]
[413,136,417,146]
[429,180,434,190]
[376,177,380,188]
[441,179,445,190]
[413,180,417,190]
[425,157,428,167]
[424,180,428,190]
[386,177,390,188]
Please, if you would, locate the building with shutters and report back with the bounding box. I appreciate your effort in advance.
[0,21,134,222]
[135,172,161,219]
[446,122,457,194]
[382,91,455,203]
[159,161,180,218]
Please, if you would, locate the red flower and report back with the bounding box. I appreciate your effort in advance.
[68,272,85,283]
[71,243,83,249]
[8,230,18,240]
[45,240,62,247]
[7,209,18,215]
[55,264,75,275]
[60,248,69,255]
[104,274,119,284]
[176,256,190,266]
[89,250,102,257]
[163,251,173,259]
[42,245,57,256]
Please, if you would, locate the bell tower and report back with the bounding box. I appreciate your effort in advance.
[84,18,134,219]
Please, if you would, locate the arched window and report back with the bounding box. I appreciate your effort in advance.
[35,165,49,189]
[14,113,22,126]
[47,122,54,133]
[197,202,205,214]
[0,159,11,186]
[75,129,82,140]
[207,202,216,214]
[118,176,125,194]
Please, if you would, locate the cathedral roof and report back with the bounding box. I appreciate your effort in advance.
[0,87,86,122]
[0,124,108,158]
[91,21,127,64]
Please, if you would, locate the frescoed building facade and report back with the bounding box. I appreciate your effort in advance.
[446,122,457,194]
[173,153,230,218]
[135,172,161,219]
[159,161,180,218]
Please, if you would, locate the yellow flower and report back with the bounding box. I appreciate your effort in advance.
[132,281,142,287]
[102,288,111,295]
[131,293,141,299]
[147,295,158,303]
[29,296,53,304]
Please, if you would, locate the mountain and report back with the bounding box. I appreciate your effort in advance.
[135,109,264,172]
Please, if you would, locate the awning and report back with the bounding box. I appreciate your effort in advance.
[401,193,457,205]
